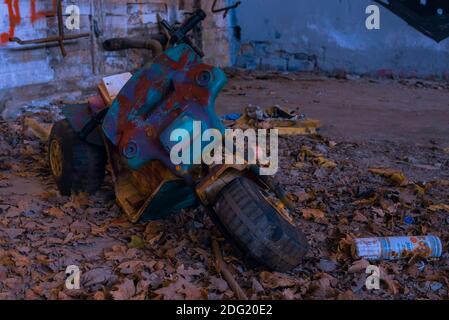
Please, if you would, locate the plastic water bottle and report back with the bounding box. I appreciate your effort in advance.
[353,236,442,260]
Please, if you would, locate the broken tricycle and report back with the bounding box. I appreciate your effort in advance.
[48,7,308,272]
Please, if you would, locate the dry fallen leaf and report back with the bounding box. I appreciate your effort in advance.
[281,288,300,300]
[259,271,298,289]
[299,146,316,160]
[154,276,203,300]
[82,267,115,287]
[251,277,265,294]
[292,162,306,169]
[348,260,370,273]
[299,146,336,169]
[301,208,326,221]
[128,235,145,249]
[336,290,355,300]
[111,279,136,300]
[209,276,229,293]
[144,221,165,238]
[338,235,355,258]
[93,291,106,300]
[433,179,449,187]
[315,156,337,169]
[38,191,57,201]
[369,168,408,186]
[117,260,155,275]
[428,204,449,213]
[46,207,65,218]
[308,273,338,299]
[382,275,400,295]
[353,211,369,223]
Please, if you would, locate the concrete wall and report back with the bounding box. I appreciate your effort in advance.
[0,0,232,118]
[234,0,449,77]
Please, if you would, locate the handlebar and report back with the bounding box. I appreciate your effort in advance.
[103,9,209,57]
[102,37,166,56]
[162,9,206,57]
[169,9,206,44]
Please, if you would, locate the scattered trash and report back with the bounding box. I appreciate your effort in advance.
[403,216,415,225]
[353,236,442,261]
[221,113,242,121]
[230,104,321,135]
[430,282,444,292]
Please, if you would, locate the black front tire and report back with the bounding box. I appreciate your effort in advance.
[48,119,106,196]
[214,177,309,272]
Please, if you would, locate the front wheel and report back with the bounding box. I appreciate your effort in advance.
[214,177,309,272]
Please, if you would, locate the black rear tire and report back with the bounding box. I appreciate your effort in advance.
[214,177,309,272]
[48,119,106,196]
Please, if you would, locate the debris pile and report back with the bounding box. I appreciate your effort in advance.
[224,105,321,136]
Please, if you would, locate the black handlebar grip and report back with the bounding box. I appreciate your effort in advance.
[170,9,207,44]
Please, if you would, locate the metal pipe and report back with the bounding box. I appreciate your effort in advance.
[10,33,90,45]
[102,38,164,57]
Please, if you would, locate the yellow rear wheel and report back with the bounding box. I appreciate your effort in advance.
[49,139,63,178]
[48,119,106,196]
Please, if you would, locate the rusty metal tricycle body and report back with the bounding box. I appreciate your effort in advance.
[49,8,309,272]
[63,43,229,223]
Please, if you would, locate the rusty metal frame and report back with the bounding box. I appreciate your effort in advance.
[9,0,90,56]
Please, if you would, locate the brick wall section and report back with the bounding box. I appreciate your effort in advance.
[0,0,233,118]
[236,41,317,72]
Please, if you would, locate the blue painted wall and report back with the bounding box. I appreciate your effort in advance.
[234,0,449,77]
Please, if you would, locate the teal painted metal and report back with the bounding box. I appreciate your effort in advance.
[102,44,227,183]
[60,10,229,222]
[139,180,198,221]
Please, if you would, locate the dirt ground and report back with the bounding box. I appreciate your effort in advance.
[0,71,448,300]
[217,71,449,146]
